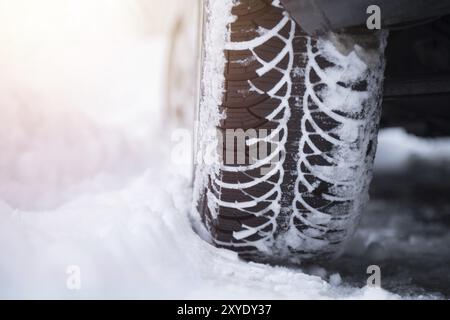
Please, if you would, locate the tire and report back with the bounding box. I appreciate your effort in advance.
[193,0,387,263]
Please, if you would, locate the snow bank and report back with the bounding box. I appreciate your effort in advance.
[375,128,450,171]
[0,160,400,299]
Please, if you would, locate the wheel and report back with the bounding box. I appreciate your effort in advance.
[164,0,201,129]
[193,0,387,263]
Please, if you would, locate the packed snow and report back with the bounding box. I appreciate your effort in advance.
[0,0,448,299]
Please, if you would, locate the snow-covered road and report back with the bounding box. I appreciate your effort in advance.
[0,1,449,299]
[0,145,396,299]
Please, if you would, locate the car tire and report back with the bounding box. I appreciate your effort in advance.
[193,0,387,263]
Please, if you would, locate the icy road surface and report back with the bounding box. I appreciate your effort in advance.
[0,22,449,298]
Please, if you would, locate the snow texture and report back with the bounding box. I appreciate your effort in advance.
[282,32,387,257]
[192,0,235,233]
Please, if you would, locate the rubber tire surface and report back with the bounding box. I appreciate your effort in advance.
[196,0,386,263]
